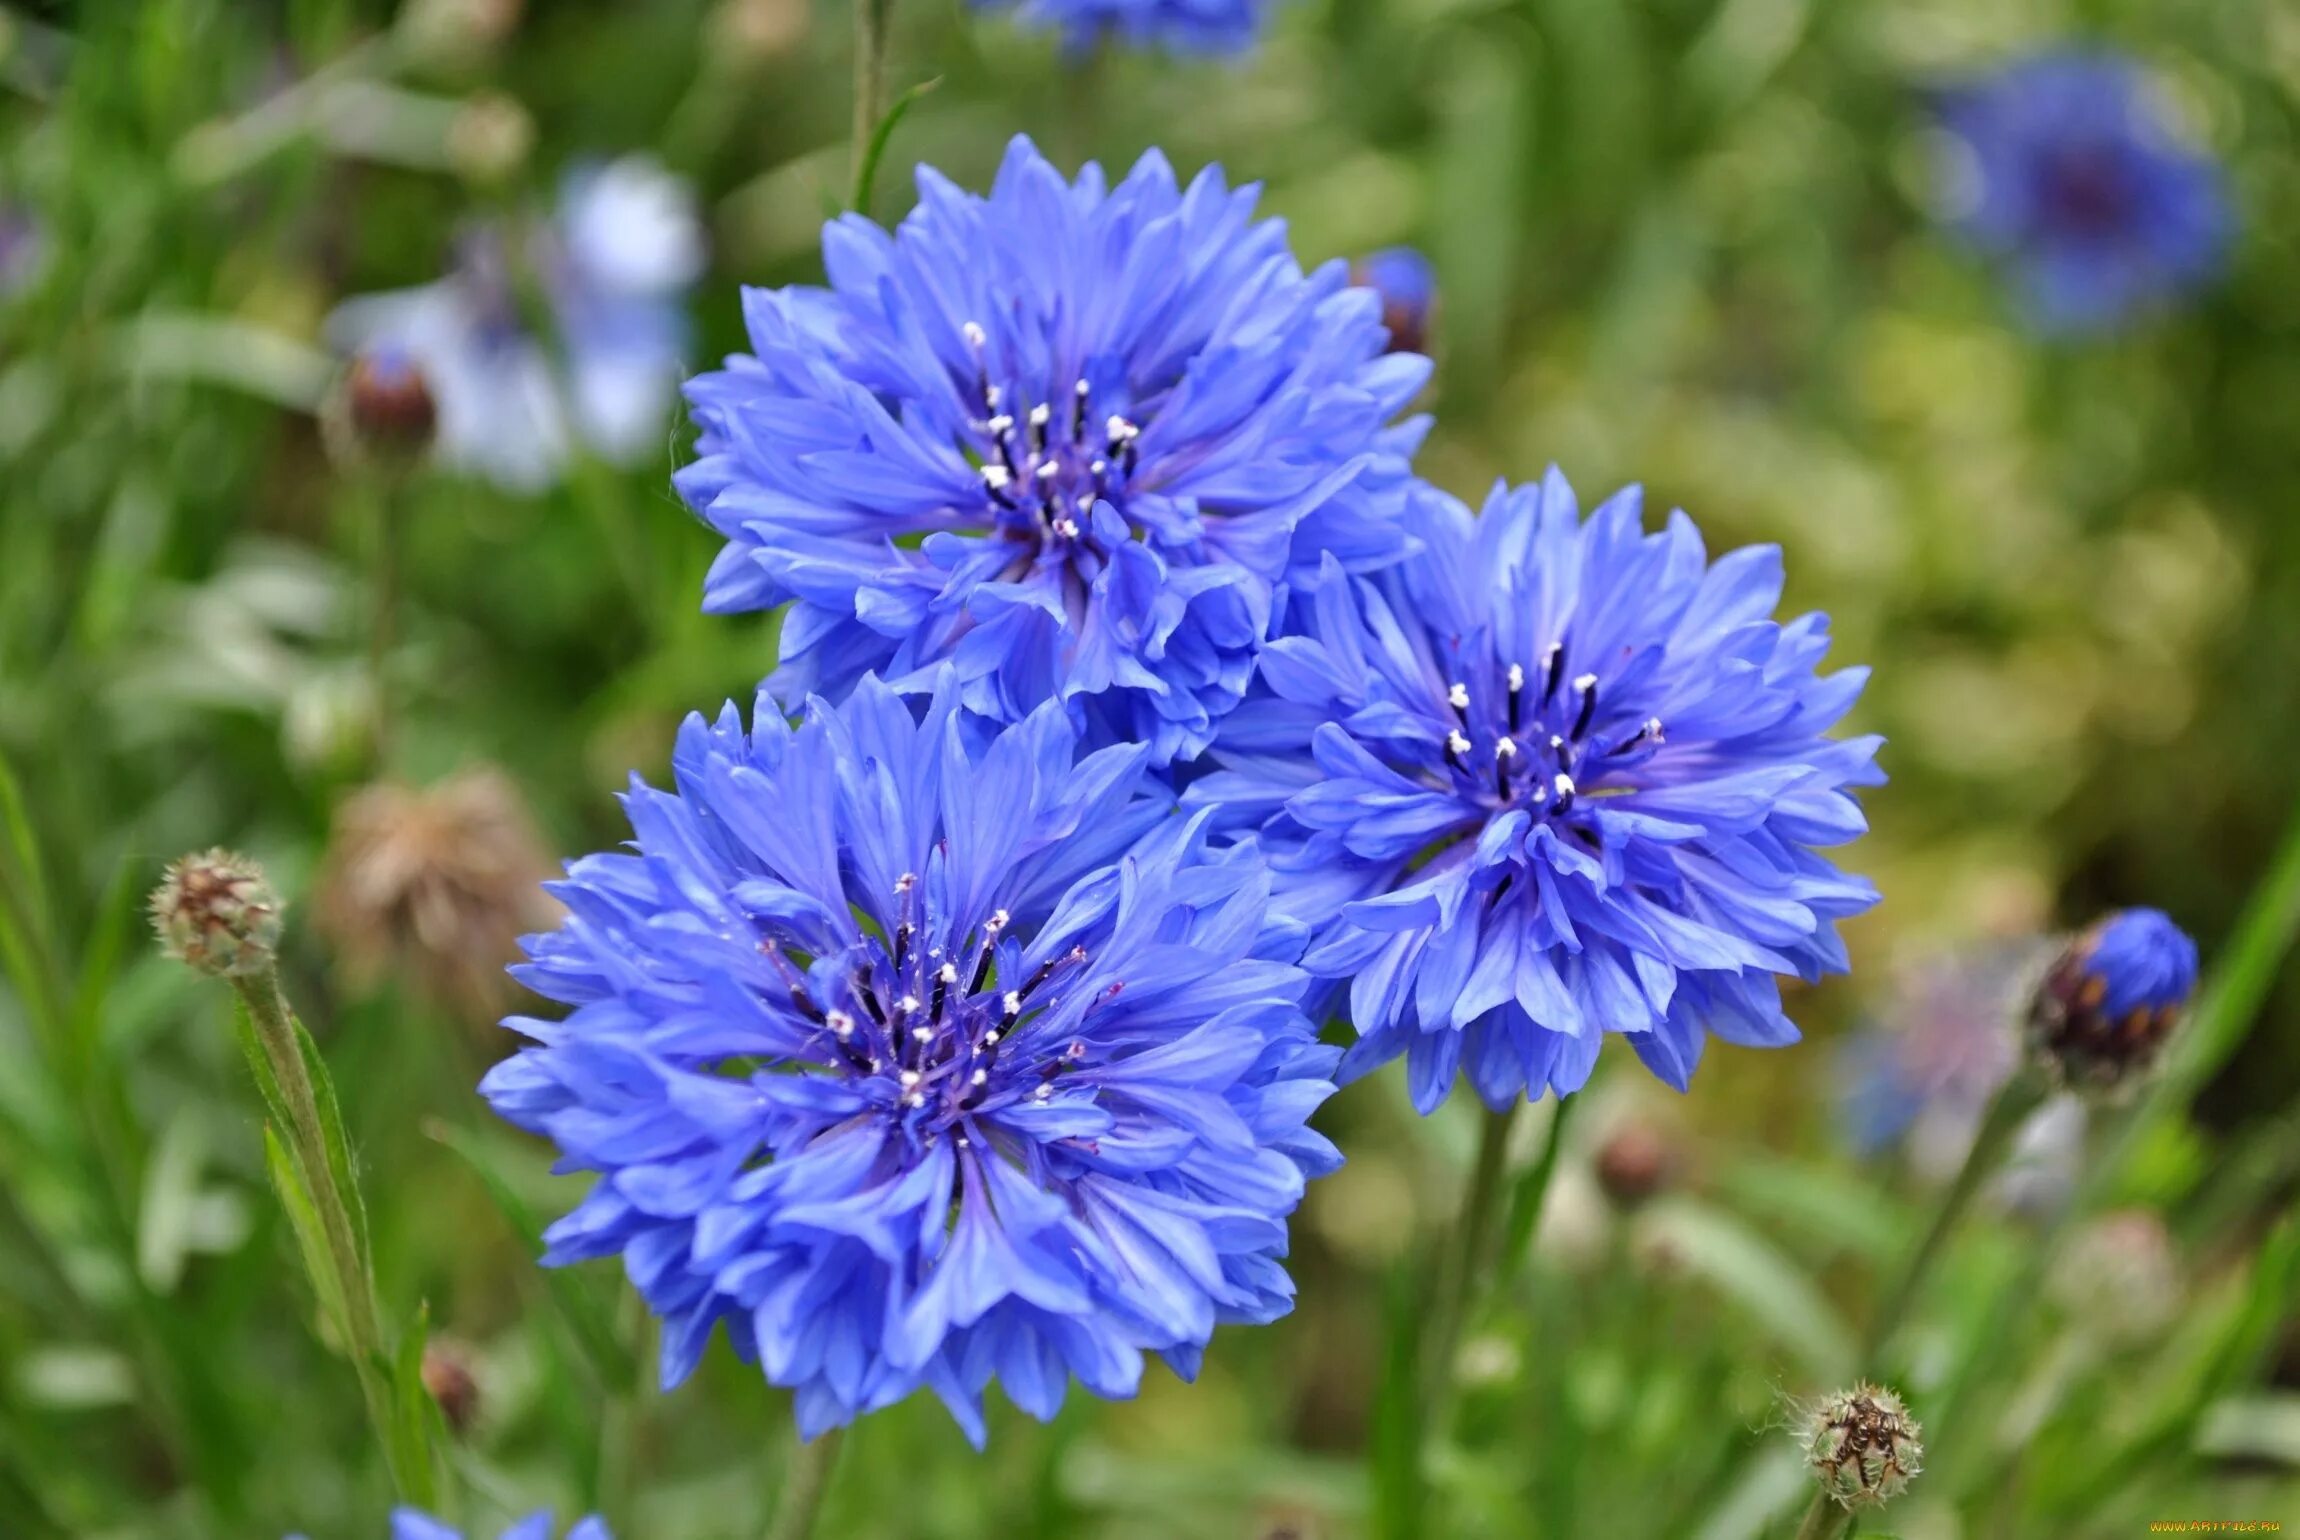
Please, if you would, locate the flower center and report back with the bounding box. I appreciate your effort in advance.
[1435,641,1664,822]
[757,873,1111,1131]
[959,321,1143,553]
[2037,143,2138,240]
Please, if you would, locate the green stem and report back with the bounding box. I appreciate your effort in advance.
[231,969,397,1475]
[765,1424,847,1540]
[1421,1101,1519,1412]
[1858,1066,2047,1368]
[366,478,399,769]
[850,0,893,185]
[1790,1493,1852,1540]
[1493,1091,1578,1299]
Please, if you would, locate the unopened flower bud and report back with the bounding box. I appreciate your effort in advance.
[150,850,282,978]
[1351,247,1434,357]
[2027,908,2198,1091]
[447,92,534,186]
[324,346,436,470]
[1594,1122,1676,1209]
[2049,1208,2181,1347]
[420,1339,481,1435]
[1806,1383,1922,1510]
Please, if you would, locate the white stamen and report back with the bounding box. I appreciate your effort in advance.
[911,1025,933,1042]
[1644,716,1665,742]
[971,1069,988,1086]
[1053,518,1081,538]
[1003,990,1021,1014]
[1035,462,1057,481]
[1506,662,1525,692]
[1447,682,1470,710]
[1034,1084,1052,1100]
[897,994,920,1013]
[828,1010,855,1037]
[899,1069,921,1087]
[1029,404,1051,427]
[1574,672,1598,694]
[981,465,1011,490]
[1495,736,1519,759]
[988,909,1009,930]
[1446,730,1472,756]
[987,413,1014,436]
[938,962,958,984]
[906,1092,926,1108]
[1554,773,1576,798]
[961,321,986,349]
[982,1030,1000,1046]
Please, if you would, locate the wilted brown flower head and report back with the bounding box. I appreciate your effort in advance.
[421,1339,482,1435]
[314,767,559,1023]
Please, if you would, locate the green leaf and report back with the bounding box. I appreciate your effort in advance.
[291,1008,372,1275]
[428,1119,637,1391]
[385,1301,441,1507]
[1639,1197,1856,1379]
[262,1123,353,1347]
[850,76,940,219]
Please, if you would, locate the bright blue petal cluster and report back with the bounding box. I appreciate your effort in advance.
[482,675,1339,1442]
[676,135,1431,768]
[975,0,1270,54]
[1936,50,2231,333]
[2073,908,2198,1020]
[1192,470,1882,1112]
[386,1511,609,1540]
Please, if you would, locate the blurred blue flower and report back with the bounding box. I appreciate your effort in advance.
[386,1513,609,1540]
[1190,470,1882,1112]
[974,0,1268,55]
[0,202,45,300]
[1835,944,2034,1155]
[2029,906,2199,1088]
[1352,247,1434,356]
[677,135,1431,769]
[1936,50,2231,333]
[482,673,1340,1443]
[329,156,703,491]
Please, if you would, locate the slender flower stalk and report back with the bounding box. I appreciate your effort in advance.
[1420,1103,1518,1409]
[150,851,423,1497]
[851,0,892,182]
[1789,1493,1852,1540]
[1858,1064,2047,1366]
[764,1427,846,1540]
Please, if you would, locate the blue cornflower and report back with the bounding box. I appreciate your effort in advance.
[0,202,44,301]
[482,673,1340,1443]
[974,0,1269,55]
[676,135,1431,769]
[1190,470,1882,1112]
[1352,247,1435,357]
[385,1513,608,1540]
[2028,907,2198,1089]
[1835,942,2040,1156]
[1935,50,2231,333]
[329,155,704,490]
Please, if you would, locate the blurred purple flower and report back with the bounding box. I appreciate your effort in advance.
[328,156,703,490]
[975,0,1271,55]
[386,1513,608,1540]
[1352,247,1434,357]
[1936,50,2231,333]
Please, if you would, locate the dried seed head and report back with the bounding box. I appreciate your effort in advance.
[329,347,438,468]
[2027,908,2198,1093]
[150,850,282,978]
[1805,1383,1922,1510]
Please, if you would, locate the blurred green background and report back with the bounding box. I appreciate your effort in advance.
[2,0,2297,1535]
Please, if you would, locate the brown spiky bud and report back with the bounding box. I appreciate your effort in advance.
[1806,1383,1922,1510]
[150,850,282,978]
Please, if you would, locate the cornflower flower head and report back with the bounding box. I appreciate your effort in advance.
[482,674,1340,1442]
[677,135,1431,768]
[1193,470,1881,1112]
